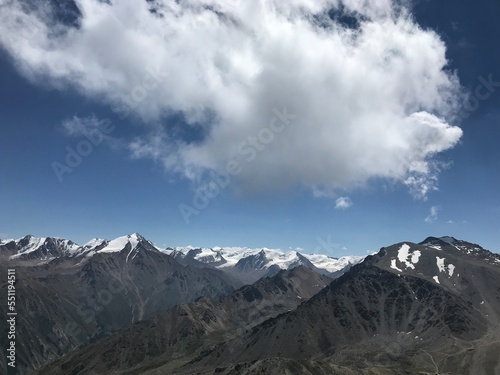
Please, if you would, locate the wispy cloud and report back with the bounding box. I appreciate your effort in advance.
[62,115,108,136]
[335,197,353,210]
[0,0,463,199]
[425,206,441,223]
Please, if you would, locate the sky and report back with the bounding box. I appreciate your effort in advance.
[0,0,499,256]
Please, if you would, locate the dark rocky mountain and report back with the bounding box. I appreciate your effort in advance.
[33,236,500,375]
[34,266,332,375]
[0,234,237,374]
[186,237,500,375]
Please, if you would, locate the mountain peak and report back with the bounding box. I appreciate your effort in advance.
[129,232,146,241]
[4,235,82,261]
[419,236,459,247]
[97,233,152,254]
[439,235,458,243]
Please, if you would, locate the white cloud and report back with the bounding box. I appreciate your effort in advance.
[335,196,353,210]
[62,115,105,136]
[0,0,463,198]
[425,206,440,223]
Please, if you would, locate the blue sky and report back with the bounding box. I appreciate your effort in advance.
[0,0,499,256]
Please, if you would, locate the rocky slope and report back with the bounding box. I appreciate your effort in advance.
[34,266,332,375]
[187,237,500,374]
[33,236,500,375]
[0,234,236,374]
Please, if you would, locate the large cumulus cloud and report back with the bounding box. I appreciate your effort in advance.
[0,0,463,198]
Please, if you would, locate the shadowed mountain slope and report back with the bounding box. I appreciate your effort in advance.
[34,266,332,375]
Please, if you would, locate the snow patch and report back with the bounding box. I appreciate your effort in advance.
[433,276,440,284]
[436,256,456,278]
[448,263,455,277]
[398,244,411,265]
[436,257,446,273]
[390,259,403,272]
[394,244,421,271]
[428,245,442,251]
[411,250,422,264]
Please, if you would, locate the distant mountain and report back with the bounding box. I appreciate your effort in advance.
[0,234,236,374]
[34,266,333,375]
[1,235,364,285]
[169,246,364,284]
[0,235,82,262]
[32,236,500,375]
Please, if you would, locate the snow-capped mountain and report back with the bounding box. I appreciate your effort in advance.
[1,233,365,284]
[82,233,160,263]
[0,235,81,261]
[1,233,158,262]
[166,245,364,271]
[166,245,365,283]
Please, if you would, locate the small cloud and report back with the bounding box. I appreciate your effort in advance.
[335,197,353,210]
[424,206,440,223]
[446,220,454,224]
[62,115,102,136]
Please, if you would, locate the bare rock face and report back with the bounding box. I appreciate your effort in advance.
[33,266,332,375]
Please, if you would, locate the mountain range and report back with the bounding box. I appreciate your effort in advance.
[1,234,499,374]
[0,233,361,374]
